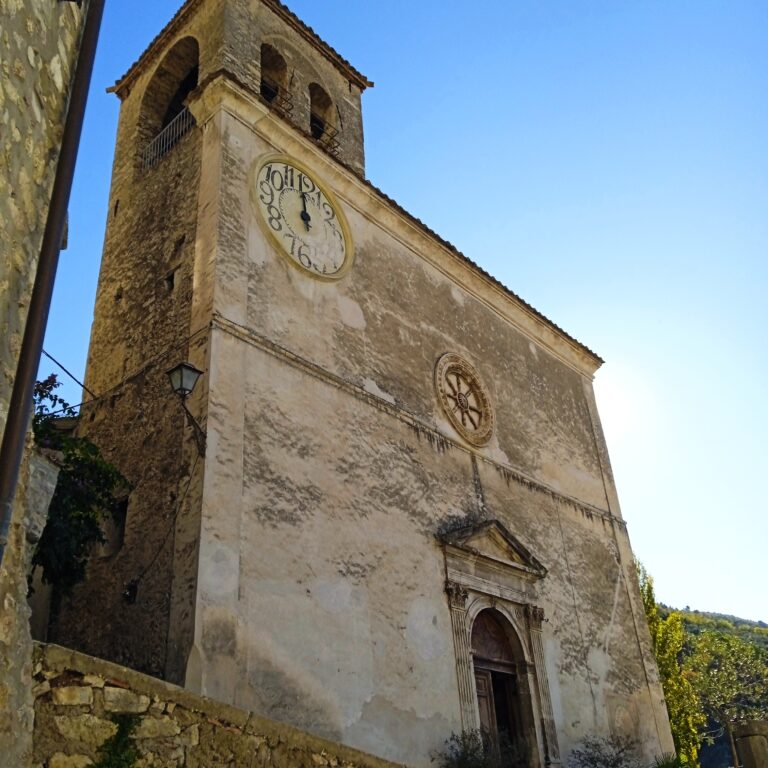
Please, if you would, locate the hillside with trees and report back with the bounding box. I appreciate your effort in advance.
[638,565,767,768]
[658,605,768,653]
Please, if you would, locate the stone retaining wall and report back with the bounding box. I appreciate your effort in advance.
[33,643,405,768]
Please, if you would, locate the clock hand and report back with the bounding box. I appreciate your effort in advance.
[300,192,312,231]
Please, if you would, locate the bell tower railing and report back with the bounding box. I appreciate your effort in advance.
[141,107,196,170]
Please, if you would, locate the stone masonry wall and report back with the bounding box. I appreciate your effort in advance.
[0,0,86,428]
[52,127,204,680]
[1,2,87,766]
[33,642,404,768]
[1,451,59,766]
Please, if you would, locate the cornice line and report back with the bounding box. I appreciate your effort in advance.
[211,312,626,530]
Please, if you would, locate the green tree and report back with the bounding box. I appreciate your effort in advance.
[31,375,128,593]
[685,631,768,767]
[637,563,705,765]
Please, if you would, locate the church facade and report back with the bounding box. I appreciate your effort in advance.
[53,1,674,765]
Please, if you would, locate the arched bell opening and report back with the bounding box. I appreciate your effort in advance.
[308,82,334,141]
[137,36,199,169]
[471,609,540,768]
[260,43,288,103]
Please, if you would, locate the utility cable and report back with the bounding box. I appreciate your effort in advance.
[42,348,97,398]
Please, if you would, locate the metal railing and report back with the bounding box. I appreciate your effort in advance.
[314,120,340,157]
[141,107,195,170]
[260,78,294,118]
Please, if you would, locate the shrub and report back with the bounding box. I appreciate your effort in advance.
[651,754,684,768]
[569,735,641,768]
[433,730,524,768]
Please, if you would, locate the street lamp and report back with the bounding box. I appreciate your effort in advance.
[166,362,206,456]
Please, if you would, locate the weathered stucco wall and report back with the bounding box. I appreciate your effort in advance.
[184,79,673,765]
[33,642,405,768]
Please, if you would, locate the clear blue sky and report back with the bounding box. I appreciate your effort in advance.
[43,1,767,622]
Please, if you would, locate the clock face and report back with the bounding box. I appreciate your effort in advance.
[253,156,352,279]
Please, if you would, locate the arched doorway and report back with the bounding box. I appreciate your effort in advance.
[471,609,534,767]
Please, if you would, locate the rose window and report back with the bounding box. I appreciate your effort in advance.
[434,353,494,446]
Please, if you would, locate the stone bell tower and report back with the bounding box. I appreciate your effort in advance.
[54,0,372,683]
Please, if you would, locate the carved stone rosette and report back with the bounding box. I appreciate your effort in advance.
[434,353,494,446]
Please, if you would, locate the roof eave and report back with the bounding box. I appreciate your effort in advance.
[109,0,372,100]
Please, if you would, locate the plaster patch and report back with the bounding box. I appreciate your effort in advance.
[406,598,448,661]
[450,284,465,305]
[312,579,353,614]
[337,294,366,329]
[248,223,268,266]
[362,378,395,405]
[200,544,240,602]
[345,695,453,766]
[291,268,332,302]
[49,55,62,90]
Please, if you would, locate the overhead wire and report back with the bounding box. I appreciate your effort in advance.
[41,348,98,398]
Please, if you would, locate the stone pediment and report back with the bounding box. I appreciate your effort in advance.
[440,519,547,581]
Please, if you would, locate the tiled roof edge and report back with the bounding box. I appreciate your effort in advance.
[285,102,604,366]
[265,0,372,89]
[110,0,372,97]
[211,71,604,368]
[359,178,605,367]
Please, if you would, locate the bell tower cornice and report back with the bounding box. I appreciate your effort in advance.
[186,71,270,129]
[109,0,373,100]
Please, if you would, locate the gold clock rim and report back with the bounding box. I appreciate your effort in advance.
[250,153,355,282]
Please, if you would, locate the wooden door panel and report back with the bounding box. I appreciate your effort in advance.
[474,668,497,738]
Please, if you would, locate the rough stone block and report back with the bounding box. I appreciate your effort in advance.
[32,679,50,697]
[54,714,117,747]
[52,685,93,706]
[103,686,150,713]
[49,754,94,768]
[180,723,199,746]
[134,715,181,739]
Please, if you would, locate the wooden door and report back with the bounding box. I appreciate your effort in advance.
[474,668,497,738]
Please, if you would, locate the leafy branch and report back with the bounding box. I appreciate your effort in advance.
[31,375,129,593]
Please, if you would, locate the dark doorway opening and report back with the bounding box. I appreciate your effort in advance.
[472,610,531,767]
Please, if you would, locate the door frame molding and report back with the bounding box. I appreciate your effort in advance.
[441,519,561,767]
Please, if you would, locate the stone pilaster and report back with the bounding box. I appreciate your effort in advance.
[445,581,477,730]
[526,604,560,766]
